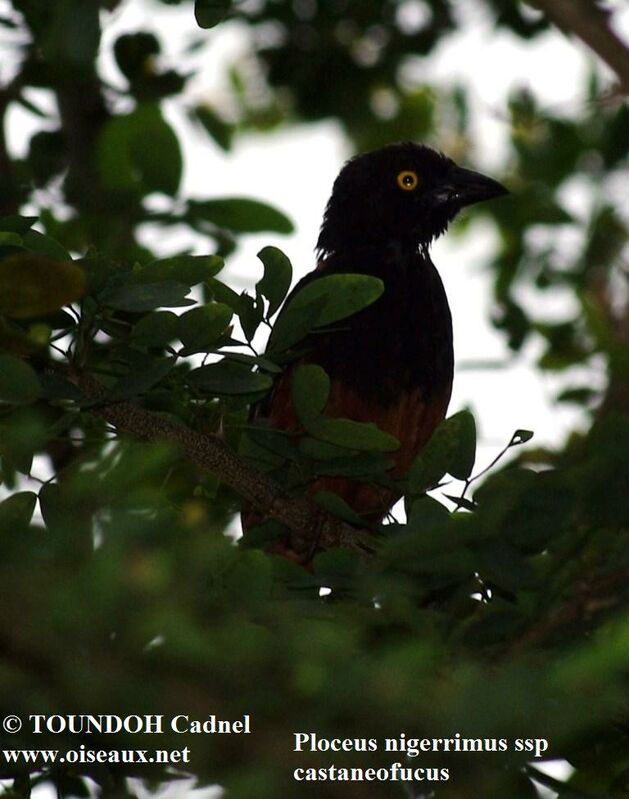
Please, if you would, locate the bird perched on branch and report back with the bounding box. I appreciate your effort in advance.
[244,142,507,551]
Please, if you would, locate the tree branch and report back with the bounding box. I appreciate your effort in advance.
[528,0,629,94]
[70,370,375,561]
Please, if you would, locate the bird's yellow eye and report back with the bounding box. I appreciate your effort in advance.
[397,170,419,191]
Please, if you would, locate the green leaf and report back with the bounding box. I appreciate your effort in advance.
[408,410,477,492]
[299,274,384,329]
[473,469,572,553]
[291,364,329,426]
[0,355,41,404]
[141,254,224,286]
[312,452,393,478]
[315,491,366,527]
[240,519,286,550]
[448,409,476,480]
[256,246,292,317]
[194,0,231,29]
[38,372,82,401]
[460,606,526,645]
[188,198,294,234]
[507,482,573,554]
[222,550,273,605]
[406,495,451,537]
[238,292,264,342]
[0,231,23,247]
[443,494,476,511]
[298,438,357,459]
[193,104,233,151]
[97,115,136,192]
[131,311,180,346]
[267,295,327,354]
[0,491,37,532]
[0,253,85,318]
[37,310,76,331]
[407,430,450,493]
[0,409,48,475]
[242,429,299,464]
[0,317,43,357]
[510,429,534,446]
[270,554,319,589]
[208,277,243,313]
[313,547,362,584]
[114,32,160,81]
[188,359,273,395]
[476,539,536,592]
[556,387,597,405]
[0,215,37,234]
[100,281,193,312]
[178,303,233,352]
[98,104,182,196]
[269,273,384,353]
[308,417,399,452]
[107,357,175,401]
[131,107,182,196]
[223,353,282,374]
[21,229,71,261]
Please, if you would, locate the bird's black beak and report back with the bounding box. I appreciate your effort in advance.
[435,164,508,209]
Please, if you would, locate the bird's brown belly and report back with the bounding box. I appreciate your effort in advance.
[267,373,452,520]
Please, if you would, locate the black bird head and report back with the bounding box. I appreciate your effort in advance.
[316,142,507,257]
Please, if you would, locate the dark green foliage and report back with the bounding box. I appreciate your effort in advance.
[194,0,232,29]
[0,355,41,404]
[98,104,183,197]
[0,252,85,317]
[188,198,294,234]
[188,359,274,395]
[407,409,476,493]
[178,304,234,352]
[0,1,627,798]
[1,416,627,798]
[268,273,384,353]
[192,104,235,151]
[114,32,186,100]
[290,364,399,452]
[292,363,329,424]
[256,246,293,318]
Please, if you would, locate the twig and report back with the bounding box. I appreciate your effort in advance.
[459,430,526,503]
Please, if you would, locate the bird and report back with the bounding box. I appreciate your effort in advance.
[243,142,507,554]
